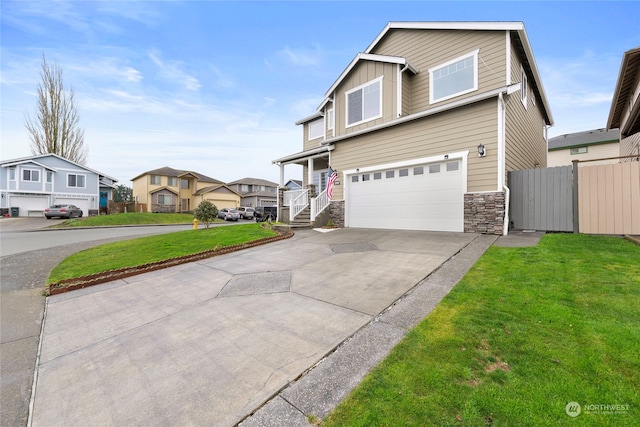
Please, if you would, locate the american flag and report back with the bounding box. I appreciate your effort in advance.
[326,167,338,199]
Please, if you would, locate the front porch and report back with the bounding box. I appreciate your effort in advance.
[273,145,337,228]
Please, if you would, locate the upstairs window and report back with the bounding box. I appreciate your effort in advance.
[429,50,478,104]
[346,77,382,127]
[181,179,190,189]
[68,174,86,188]
[22,169,40,182]
[168,177,178,186]
[150,175,161,185]
[521,67,528,108]
[308,117,324,140]
[9,168,16,180]
[327,108,334,131]
[46,171,53,183]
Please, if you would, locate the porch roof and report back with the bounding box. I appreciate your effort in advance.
[272,145,334,165]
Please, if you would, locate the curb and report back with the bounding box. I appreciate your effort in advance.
[47,231,294,296]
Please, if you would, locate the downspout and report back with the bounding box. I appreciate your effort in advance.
[499,92,510,236]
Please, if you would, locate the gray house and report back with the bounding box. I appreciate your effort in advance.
[0,153,117,217]
[226,177,278,207]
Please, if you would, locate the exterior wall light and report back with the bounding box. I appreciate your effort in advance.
[477,144,487,157]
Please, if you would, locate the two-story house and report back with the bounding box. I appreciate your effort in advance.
[274,22,553,234]
[0,153,117,217]
[132,167,241,213]
[226,177,278,207]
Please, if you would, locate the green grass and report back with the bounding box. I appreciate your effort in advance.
[322,234,640,427]
[48,223,277,283]
[55,212,201,227]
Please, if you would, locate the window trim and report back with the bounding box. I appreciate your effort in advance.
[570,147,588,155]
[429,50,479,104]
[150,175,162,185]
[345,76,383,128]
[521,66,528,109]
[308,117,325,140]
[9,167,16,181]
[67,173,86,188]
[327,108,334,131]
[157,194,173,205]
[168,177,178,186]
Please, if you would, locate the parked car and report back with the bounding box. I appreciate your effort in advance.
[217,208,240,221]
[44,204,83,219]
[237,207,255,219]
[254,206,277,222]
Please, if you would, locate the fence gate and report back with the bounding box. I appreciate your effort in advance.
[508,166,574,232]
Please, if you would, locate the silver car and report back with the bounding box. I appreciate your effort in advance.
[217,208,240,221]
[45,204,83,219]
[237,207,255,219]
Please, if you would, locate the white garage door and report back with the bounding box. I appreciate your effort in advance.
[347,159,464,232]
[9,196,49,217]
[55,198,90,216]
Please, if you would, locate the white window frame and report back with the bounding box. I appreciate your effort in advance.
[168,177,178,186]
[346,76,383,128]
[67,173,86,188]
[22,168,40,182]
[150,175,161,185]
[327,108,334,131]
[46,171,53,183]
[308,117,325,140]
[429,50,479,104]
[521,66,528,109]
[9,167,16,181]
[158,194,173,205]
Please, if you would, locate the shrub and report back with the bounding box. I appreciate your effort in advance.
[194,200,218,228]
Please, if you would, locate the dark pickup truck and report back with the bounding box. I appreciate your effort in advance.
[254,206,277,222]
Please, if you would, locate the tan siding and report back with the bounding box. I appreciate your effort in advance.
[371,29,507,113]
[505,42,547,176]
[328,99,499,199]
[548,142,621,167]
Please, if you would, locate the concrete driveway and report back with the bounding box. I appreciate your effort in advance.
[31,228,490,426]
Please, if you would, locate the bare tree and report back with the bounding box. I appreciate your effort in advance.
[25,55,88,164]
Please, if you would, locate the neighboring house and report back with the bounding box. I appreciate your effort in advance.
[547,128,620,167]
[284,179,303,190]
[607,46,640,160]
[0,153,117,217]
[273,22,553,234]
[132,167,240,213]
[226,177,278,207]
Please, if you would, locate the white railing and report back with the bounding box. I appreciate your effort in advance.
[283,189,306,207]
[289,189,309,221]
[311,188,330,221]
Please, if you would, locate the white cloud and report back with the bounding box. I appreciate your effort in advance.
[148,50,201,91]
[276,45,324,67]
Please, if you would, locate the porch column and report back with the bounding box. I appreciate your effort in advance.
[279,163,285,187]
[307,157,314,188]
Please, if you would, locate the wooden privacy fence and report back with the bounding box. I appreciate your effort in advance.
[508,157,640,235]
[578,161,640,234]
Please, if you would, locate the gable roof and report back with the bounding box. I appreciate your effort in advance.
[131,166,223,184]
[0,153,117,182]
[227,177,278,187]
[548,128,620,150]
[607,46,640,137]
[193,184,241,197]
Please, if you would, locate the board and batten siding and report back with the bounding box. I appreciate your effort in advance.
[371,29,508,114]
[504,41,547,177]
[328,99,499,200]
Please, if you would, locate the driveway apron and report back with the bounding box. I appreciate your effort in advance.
[31,228,478,426]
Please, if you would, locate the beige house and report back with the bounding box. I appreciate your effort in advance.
[607,46,640,160]
[132,167,241,213]
[226,177,278,207]
[547,128,620,167]
[274,22,553,234]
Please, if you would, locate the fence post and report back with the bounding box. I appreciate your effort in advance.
[572,160,580,234]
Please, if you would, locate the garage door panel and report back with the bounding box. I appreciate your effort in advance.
[9,196,49,217]
[347,160,463,232]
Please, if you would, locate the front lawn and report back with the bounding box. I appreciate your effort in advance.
[322,234,640,426]
[55,212,201,227]
[48,223,277,283]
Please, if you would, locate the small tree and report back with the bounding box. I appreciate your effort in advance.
[113,184,133,203]
[194,200,218,228]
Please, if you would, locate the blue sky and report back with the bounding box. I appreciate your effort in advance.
[2,1,639,186]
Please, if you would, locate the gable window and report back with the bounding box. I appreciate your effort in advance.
[68,174,86,188]
[521,67,528,108]
[22,169,40,182]
[181,179,190,189]
[168,177,178,186]
[308,117,324,140]
[150,175,161,185]
[158,194,173,205]
[346,77,382,127]
[429,50,479,104]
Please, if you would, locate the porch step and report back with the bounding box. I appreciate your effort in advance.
[290,207,312,228]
